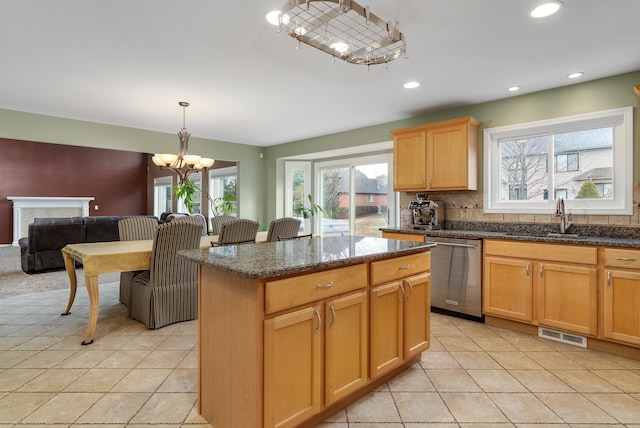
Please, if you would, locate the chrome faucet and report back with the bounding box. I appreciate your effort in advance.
[555,197,573,234]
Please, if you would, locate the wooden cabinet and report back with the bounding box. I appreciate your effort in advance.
[381,231,426,242]
[392,117,480,191]
[483,240,598,336]
[370,253,430,378]
[602,248,640,346]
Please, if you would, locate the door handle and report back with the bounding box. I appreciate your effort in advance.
[329,304,336,329]
[314,309,321,334]
[398,282,405,303]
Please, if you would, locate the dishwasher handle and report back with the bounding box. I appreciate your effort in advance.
[431,241,477,249]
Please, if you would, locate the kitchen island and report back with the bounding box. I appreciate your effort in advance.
[180,235,435,428]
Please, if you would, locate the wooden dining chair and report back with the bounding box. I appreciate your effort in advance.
[266,217,302,242]
[214,218,259,246]
[117,216,158,306]
[129,221,202,329]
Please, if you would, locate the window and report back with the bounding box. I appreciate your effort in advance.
[484,107,633,215]
[209,166,238,217]
[285,161,311,232]
[177,173,202,214]
[153,176,173,217]
[367,194,374,202]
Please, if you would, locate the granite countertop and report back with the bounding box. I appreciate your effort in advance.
[381,226,640,248]
[179,235,435,279]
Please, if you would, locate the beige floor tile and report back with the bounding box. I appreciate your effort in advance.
[441,392,508,422]
[0,350,39,368]
[157,335,198,351]
[451,351,502,369]
[316,423,349,428]
[508,369,574,392]
[585,393,640,424]
[393,391,455,423]
[431,325,467,338]
[322,408,347,422]
[64,368,130,392]
[458,324,501,338]
[0,335,31,351]
[345,391,401,423]
[129,392,197,424]
[95,350,150,368]
[387,367,435,392]
[526,351,584,370]
[467,369,528,392]
[591,369,640,393]
[111,368,173,392]
[550,369,621,393]
[157,369,197,393]
[21,392,102,424]
[17,368,86,392]
[564,351,625,369]
[505,337,555,352]
[537,392,617,423]
[0,368,45,391]
[423,337,446,352]
[0,392,54,423]
[136,350,189,369]
[14,350,76,368]
[488,392,562,423]
[76,392,151,424]
[420,351,461,369]
[488,351,543,369]
[176,350,198,369]
[120,334,167,351]
[55,349,114,369]
[426,369,481,392]
[472,337,519,352]
[438,337,483,352]
[602,353,640,369]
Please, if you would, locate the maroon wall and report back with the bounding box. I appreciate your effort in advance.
[0,138,148,245]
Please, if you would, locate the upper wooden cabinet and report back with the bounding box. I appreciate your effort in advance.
[392,117,481,191]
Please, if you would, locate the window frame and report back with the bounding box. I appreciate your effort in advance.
[483,106,633,215]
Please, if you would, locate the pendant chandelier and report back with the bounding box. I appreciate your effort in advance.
[152,102,215,184]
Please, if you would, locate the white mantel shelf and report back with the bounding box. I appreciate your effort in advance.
[7,196,95,246]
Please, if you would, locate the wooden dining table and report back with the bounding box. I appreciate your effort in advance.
[61,232,269,344]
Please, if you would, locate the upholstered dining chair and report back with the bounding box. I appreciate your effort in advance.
[210,214,236,236]
[265,217,302,242]
[129,221,202,329]
[117,216,158,305]
[214,218,259,246]
[170,214,207,236]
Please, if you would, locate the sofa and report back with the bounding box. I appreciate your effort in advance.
[18,216,158,274]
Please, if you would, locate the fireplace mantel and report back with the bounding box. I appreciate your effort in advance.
[7,196,95,246]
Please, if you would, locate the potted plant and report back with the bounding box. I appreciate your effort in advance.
[174,178,200,214]
[294,194,325,219]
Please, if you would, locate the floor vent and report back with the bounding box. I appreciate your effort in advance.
[538,327,587,348]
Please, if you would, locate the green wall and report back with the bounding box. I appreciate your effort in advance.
[1,70,638,227]
[263,71,640,222]
[0,109,265,223]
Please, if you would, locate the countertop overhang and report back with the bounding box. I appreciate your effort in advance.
[179,235,435,279]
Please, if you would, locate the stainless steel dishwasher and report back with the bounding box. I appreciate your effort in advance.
[428,236,483,321]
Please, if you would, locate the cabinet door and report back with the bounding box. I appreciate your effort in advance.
[426,122,472,190]
[325,291,368,405]
[483,256,533,322]
[393,130,427,190]
[370,282,404,378]
[538,262,597,336]
[603,269,640,345]
[264,306,322,428]
[403,272,431,358]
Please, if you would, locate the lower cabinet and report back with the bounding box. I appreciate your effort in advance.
[603,248,640,346]
[370,272,431,378]
[483,240,598,336]
[264,291,368,428]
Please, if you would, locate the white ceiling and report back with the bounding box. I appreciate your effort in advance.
[1,0,639,147]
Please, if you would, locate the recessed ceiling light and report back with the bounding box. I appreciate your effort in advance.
[330,42,349,53]
[567,72,584,79]
[265,10,281,26]
[530,1,563,18]
[508,86,521,92]
[403,81,420,89]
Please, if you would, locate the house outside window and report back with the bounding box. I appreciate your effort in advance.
[484,107,633,215]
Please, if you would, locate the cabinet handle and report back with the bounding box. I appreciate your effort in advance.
[398,264,410,271]
[399,282,406,303]
[539,264,544,278]
[607,271,611,287]
[314,309,321,334]
[429,178,433,188]
[405,279,414,299]
[615,257,637,262]
[525,262,530,276]
[329,304,336,329]
[316,281,334,289]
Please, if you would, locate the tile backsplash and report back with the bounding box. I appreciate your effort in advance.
[400,182,640,228]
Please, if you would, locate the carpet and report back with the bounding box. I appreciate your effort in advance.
[0,246,119,299]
